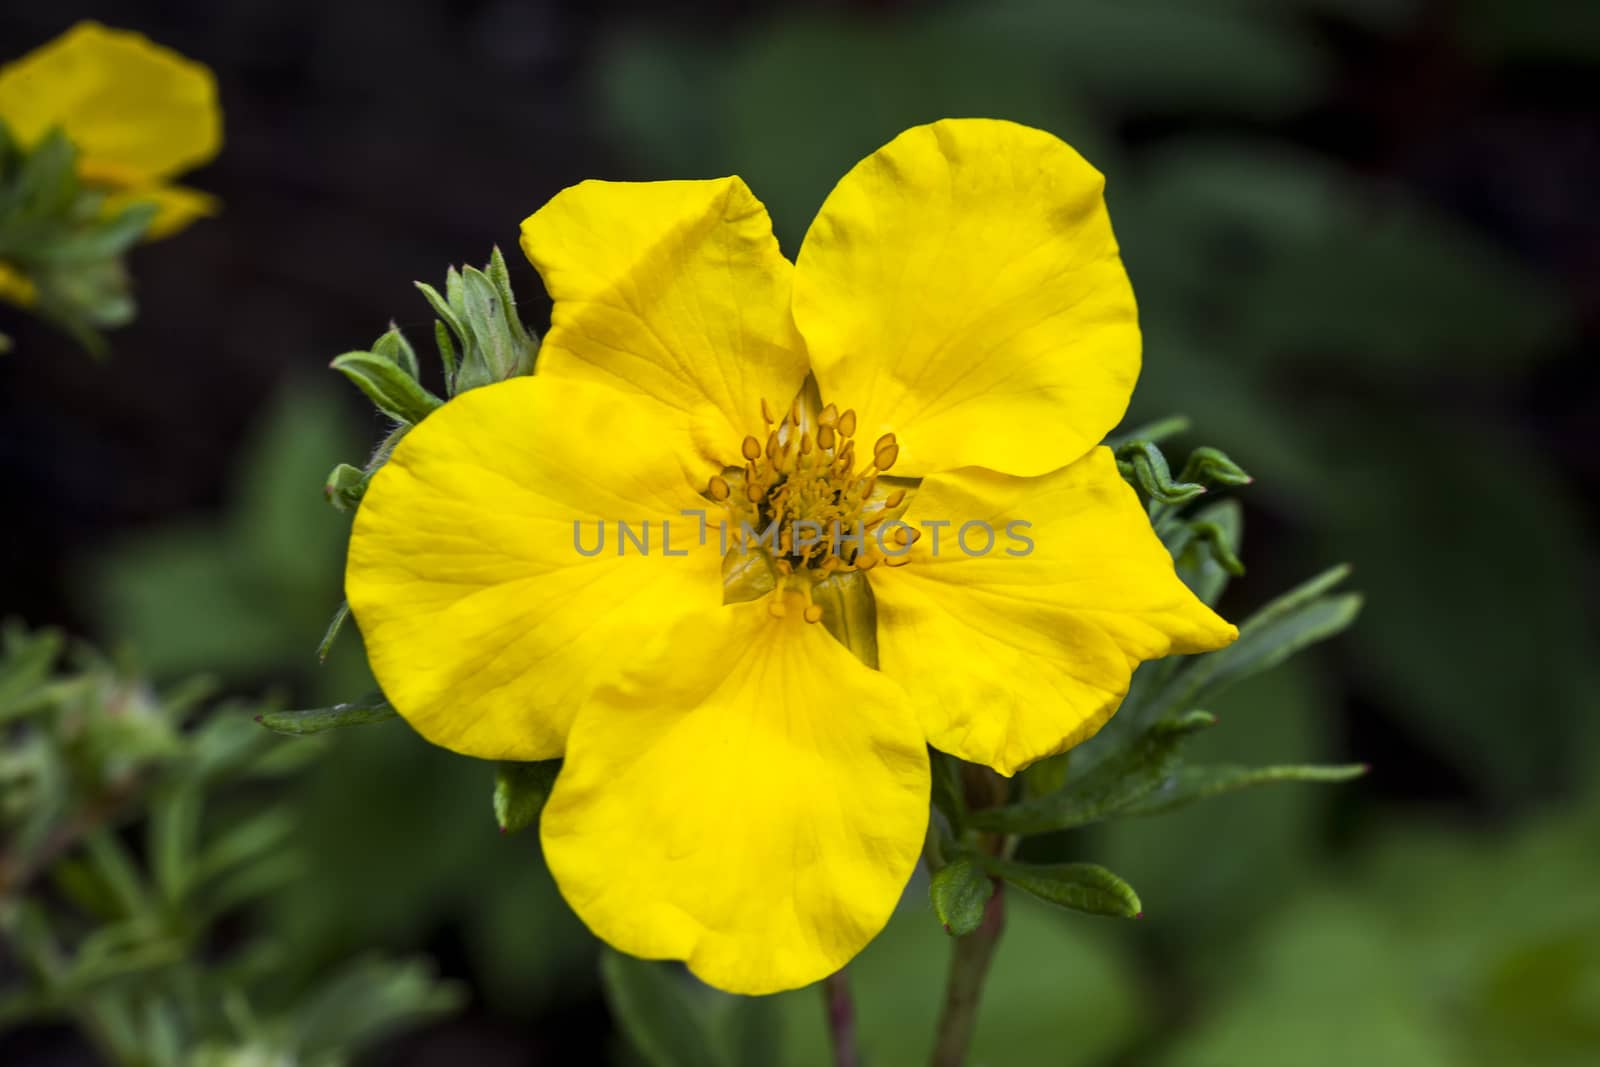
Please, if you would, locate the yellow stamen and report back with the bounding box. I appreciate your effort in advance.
[708,475,730,501]
[803,603,824,624]
[742,435,762,461]
[873,442,899,471]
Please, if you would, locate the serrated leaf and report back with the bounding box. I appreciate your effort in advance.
[257,693,398,736]
[1121,762,1369,818]
[493,760,561,833]
[985,860,1143,919]
[601,950,726,1067]
[930,857,994,936]
[329,351,442,425]
[970,711,1216,834]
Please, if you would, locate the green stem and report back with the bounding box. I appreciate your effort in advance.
[822,969,861,1067]
[930,880,1006,1067]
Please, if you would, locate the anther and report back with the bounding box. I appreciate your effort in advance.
[708,475,730,501]
[885,488,906,508]
[817,424,836,451]
[873,432,896,453]
[745,481,763,503]
[803,603,824,624]
[760,397,776,424]
[837,409,857,437]
[873,442,899,471]
[800,432,814,455]
[765,430,779,457]
[741,435,762,461]
[894,525,921,546]
[818,403,839,428]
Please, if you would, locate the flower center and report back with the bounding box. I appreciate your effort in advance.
[707,398,906,622]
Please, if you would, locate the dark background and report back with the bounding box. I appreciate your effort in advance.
[2,1,1597,1064]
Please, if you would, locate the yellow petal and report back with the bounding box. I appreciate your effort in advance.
[346,375,723,760]
[870,447,1236,776]
[794,119,1140,478]
[0,261,37,308]
[542,598,930,994]
[0,21,221,185]
[520,177,809,465]
[103,183,218,240]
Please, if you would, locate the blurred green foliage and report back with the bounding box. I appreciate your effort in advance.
[0,624,461,1065]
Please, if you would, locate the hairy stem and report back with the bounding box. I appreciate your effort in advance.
[930,880,1006,1067]
[822,969,861,1067]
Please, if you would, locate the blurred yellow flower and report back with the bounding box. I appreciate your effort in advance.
[0,20,221,241]
[0,262,36,307]
[345,119,1236,994]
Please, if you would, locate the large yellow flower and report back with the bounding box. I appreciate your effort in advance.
[346,119,1236,994]
[0,20,221,249]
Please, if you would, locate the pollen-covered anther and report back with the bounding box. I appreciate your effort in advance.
[722,398,909,575]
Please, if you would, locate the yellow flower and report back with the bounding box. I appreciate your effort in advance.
[346,119,1237,994]
[0,21,221,240]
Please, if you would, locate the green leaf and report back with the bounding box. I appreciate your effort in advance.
[930,856,994,936]
[1120,762,1369,817]
[329,351,442,425]
[712,990,782,1067]
[969,711,1216,834]
[317,600,351,662]
[1115,440,1206,504]
[257,693,398,736]
[148,782,202,908]
[985,859,1143,919]
[1179,445,1253,488]
[492,760,562,833]
[600,950,726,1067]
[1163,565,1362,713]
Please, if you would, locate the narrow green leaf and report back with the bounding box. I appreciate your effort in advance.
[929,748,968,835]
[1178,445,1253,487]
[930,856,994,936]
[84,830,152,920]
[433,319,458,391]
[1173,498,1243,606]
[257,693,397,736]
[317,600,351,662]
[969,711,1216,834]
[148,782,202,908]
[329,351,442,425]
[1116,440,1206,504]
[985,859,1143,919]
[1121,762,1369,817]
[459,267,514,380]
[1105,414,1190,449]
[600,950,726,1067]
[1167,566,1362,711]
[712,991,781,1067]
[415,280,466,350]
[493,760,562,833]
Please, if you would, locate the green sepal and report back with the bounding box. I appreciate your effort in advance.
[968,711,1216,834]
[323,462,367,511]
[600,950,726,1067]
[256,693,398,736]
[371,323,420,380]
[983,859,1143,919]
[492,760,562,834]
[810,567,879,668]
[928,748,968,836]
[329,351,442,425]
[1120,762,1369,818]
[929,855,994,936]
